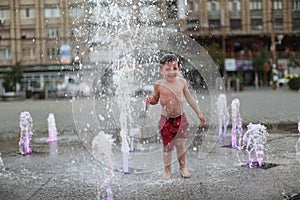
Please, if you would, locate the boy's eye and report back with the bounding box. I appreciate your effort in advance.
[165,67,178,71]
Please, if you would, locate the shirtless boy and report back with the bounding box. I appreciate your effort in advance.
[146,54,206,179]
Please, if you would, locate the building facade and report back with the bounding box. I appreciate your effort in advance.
[182,0,300,58]
[180,0,300,86]
[0,0,89,69]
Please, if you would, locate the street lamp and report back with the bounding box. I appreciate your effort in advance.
[270,34,284,89]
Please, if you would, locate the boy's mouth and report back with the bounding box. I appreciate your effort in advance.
[167,74,176,78]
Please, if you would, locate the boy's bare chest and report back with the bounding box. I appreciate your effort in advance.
[159,84,184,97]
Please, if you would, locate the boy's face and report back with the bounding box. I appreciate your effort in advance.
[160,61,179,82]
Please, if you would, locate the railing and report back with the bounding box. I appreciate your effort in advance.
[250,10,263,16]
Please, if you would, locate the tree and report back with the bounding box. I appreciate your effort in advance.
[252,50,271,86]
[288,54,300,69]
[2,62,24,92]
[204,43,225,76]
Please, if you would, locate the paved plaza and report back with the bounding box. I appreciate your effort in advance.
[0,86,299,199]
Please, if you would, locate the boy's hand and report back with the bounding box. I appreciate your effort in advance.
[146,96,152,106]
[197,113,206,126]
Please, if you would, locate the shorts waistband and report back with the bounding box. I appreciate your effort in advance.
[161,113,185,120]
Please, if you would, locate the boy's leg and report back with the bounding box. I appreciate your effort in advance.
[175,138,191,178]
[163,151,172,179]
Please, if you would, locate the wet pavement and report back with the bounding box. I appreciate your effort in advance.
[0,86,300,199]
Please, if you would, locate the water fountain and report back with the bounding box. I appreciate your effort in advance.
[92,131,115,199]
[296,137,300,161]
[216,94,229,143]
[19,111,33,155]
[298,121,300,136]
[239,123,269,168]
[71,0,224,198]
[296,121,300,162]
[231,98,243,148]
[47,113,58,142]
[0,153,4,171]
[129,128,141,152]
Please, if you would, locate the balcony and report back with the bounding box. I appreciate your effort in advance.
[21,18,36,26]
[273,10,282,17]
[186,11,199,19]
[19,0,35,5]
[292,10,300,16]
[229,10,241,17]
[250,10,262,17]
[251,25,263,33]
[45,0,61,4]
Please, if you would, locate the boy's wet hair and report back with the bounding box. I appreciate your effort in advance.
[160,54,178,66]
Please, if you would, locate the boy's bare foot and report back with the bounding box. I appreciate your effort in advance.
[163,172,171,180]
[180,170,191,178]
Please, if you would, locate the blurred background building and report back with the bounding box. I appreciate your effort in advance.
[0,0,299,95]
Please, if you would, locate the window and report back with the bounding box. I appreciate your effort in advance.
[250,0,262,10]
[229,0,241,11]
[20,8,35,19]
[22,48,36,59]
[251,18,263,30]
[273,0,282,10]
[209,19,220,29]
[207,1,220,12]
[0,9,10,19]
[274,18,283,29]
[292,18,300,30]
[47,47,60,59]
[186,0,199,15]
[292,0,300,10]
[69,6,84,18]
[46,28,59,39]
[230,19,241,30]
[0,48,11,60]
[26,8,30,17]
[45,7,60,18]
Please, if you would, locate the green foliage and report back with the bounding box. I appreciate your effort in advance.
[2,62,24,92]
[288,54,300,68]
[252,50,270,72]
[203,43,225,75]
[287,77,300,90]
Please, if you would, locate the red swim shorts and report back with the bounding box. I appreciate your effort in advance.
[158,113,189,152]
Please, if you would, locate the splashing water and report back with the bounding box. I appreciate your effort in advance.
[114,68,136,173]
[120,129,130,173]
[71,2,225,198]
[0,153,4,171]
[231,98,243,148]
[92,131,115,199]
[47,113,58,142]
[19,111,33,155]
[106,185,113,200]
[298,121,300,136]
[73,27,222,171]
[296,137,300,162]
[240,123,269,168]
[216,94,229,142]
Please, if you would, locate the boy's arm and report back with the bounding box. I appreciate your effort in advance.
[183,80,206,125]
[146,83,160,105]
